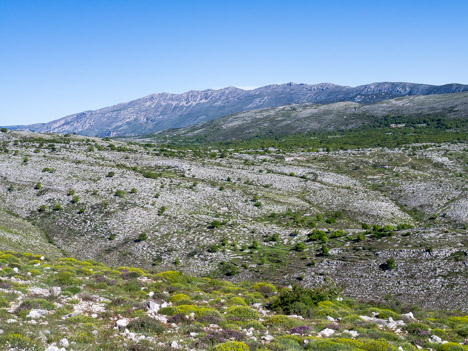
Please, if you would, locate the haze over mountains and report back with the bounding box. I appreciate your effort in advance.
[9,82,468,137]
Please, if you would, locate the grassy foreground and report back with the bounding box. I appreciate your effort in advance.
[0,250,466,351]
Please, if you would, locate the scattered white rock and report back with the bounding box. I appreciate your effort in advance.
[326,316,336,322]
[317,328,335,338]
[116,318,129,331]
[27,309,48,319]
[429,335,442,343]
[59,338,69,348]
[171,340,179,348]
[146,300,159,312]
[343,330,359,338]
[50,286,61,297]
[29,287,50,296]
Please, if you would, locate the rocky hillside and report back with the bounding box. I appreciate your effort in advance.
[9,82,468,137]
[144,92,468,142]
[0,250,467,351]
[0,129,467,313]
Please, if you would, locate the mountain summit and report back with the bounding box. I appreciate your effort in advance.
[11,82,468,136]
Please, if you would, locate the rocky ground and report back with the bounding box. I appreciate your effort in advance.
[0,130,466,311]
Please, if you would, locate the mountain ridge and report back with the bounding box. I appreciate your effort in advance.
[8,81,468,137]
[144,91,468,143]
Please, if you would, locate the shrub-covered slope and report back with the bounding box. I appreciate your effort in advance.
[0,129,467,311]
[0,250,467,351]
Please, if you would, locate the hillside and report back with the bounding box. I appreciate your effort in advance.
[143,92,468,143]
[0,129,467,313]
[8,82,468,137]
[0,251,467,351]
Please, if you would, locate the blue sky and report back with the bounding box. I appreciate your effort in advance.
[1,0,467,125]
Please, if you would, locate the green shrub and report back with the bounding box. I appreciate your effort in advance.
[226,306,259,321]
[253,282,277,297]
[227,297,247,306]
[0,334,34,349]
[305,338,354,350]
[293,242,306,252]
[127,316,165,334]
[269,285,340,317]
[437,343,465,351]
[265,314,299,329]
[218,261,238,276]
[19,298,55,311]
[170,294,190,303]
[214,341,250,351]
[114,190,125,198]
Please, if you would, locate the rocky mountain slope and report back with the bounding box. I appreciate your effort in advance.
[144,92,468,142]
[0,130,466,312]
[9,82,468,137]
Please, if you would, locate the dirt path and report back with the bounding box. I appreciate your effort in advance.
[393,157,412,172]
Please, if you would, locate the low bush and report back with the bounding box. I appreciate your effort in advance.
[269,285,340,317]
[127,316,165,334]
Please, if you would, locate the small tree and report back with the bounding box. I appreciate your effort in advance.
[386,257,396,270]
[35,182,42,190]
[106,171,115,177]
[251,240,259,250]
[321,244,329,256]
[71,195,80,204]
[158,206,166,216]
[210,220,221,229]
[208,245,218,253]
[136,232,148,242]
